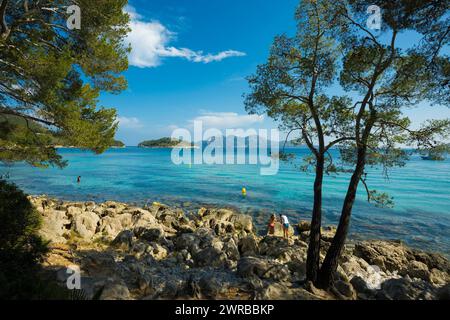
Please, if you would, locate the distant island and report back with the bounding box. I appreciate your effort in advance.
[111,140,126,148]
[138,137,196,149]
[420,145,448,161]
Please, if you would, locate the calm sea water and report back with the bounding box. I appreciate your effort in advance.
[2,147,449,256]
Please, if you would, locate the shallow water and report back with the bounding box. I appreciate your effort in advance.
[2,147,449,256]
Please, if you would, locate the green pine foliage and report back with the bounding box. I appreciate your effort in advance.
[0,0,131,167]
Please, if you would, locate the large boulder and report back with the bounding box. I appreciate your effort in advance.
[200,208,254,233]
[429,268,450,286]
[412,251,450,274]
[238,235,259,256]
[223,238,240,261]
[112,230,134,249]
[297,220,311,233]
[132,210,158,229]
[176,233,202,255]
[193,247,228,268]
[378,277,436,300]
[354,240,412,272]
[334,280,357,299]
[258,236,306,264]
[134,226,165,242]
[400,260,430,281]
[257,283,320,300]
[237,256,290,281]
[73,211,100,240]
[98,213,133,238]
[39,210,70,243]
[237,256,270,278]
[103,201,127,212]
[350,276,375,298]
[321,226,337,242]
[66,206,84,218]
[149,242,168,260]
[100,280,131,300]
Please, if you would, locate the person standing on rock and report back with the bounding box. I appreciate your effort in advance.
[279,214,290,239]
[41,199,48,211]
[267,214,276,236]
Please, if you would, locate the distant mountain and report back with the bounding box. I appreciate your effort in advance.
[138,137,195,148]
[282,138,306,148]
[202,135,270,148]
[199,136,305,149]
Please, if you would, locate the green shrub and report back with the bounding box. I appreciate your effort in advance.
[0,179,49,299]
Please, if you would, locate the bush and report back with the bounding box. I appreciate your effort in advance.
[0,179,49,299]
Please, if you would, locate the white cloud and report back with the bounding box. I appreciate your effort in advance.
[125,5,142,20]
[117,116,143,129]
[189,112,264,129]
[167,124,180,131]
[125,6,246,68]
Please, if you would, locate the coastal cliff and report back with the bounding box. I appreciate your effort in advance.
[31,196,450,300]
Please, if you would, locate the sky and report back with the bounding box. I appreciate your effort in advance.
[100,0,450,146]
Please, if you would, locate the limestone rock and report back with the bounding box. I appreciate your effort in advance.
[223,238,240,261]
[98,213,133,238]
[237,256,270,278]
[73,211,100,240]
[238,235,259,256]
[30,197,450,301]
[334,280,356,299]
[321,226,337,242]
[134,226,165,242]
[412,251,450,274]
[429,268,450,286]
[194,247,227,268]
[147,242,168,260]
[39,210,70,243]
[379,277,436,300]
[354,240,412,272]
[400,260,430,281]
[112,230,134,249]
[67,206,84,218]
[297,220,311,233]
[100,281,131,300]
[200,208,254,233]
[258,283,320,300]
[259,236,305,264]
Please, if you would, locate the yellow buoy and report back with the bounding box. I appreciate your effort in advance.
[242,187,247,196]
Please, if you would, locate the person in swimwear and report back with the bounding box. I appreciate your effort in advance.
[267,214,276,236]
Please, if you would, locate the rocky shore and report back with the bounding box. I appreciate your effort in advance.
[30,196,450,300]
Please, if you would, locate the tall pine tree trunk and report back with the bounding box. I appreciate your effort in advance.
[306,153,325,283]
[317,147,366,289]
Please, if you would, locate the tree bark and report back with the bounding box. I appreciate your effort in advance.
[317,146,366,289]
[306,153,324,283]
[0,0,8,39]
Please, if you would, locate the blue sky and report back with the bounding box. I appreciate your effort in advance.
[101,0,450,146]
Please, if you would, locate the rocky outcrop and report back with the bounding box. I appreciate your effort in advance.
[31,196,450,300]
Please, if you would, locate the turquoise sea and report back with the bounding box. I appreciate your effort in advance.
[2,147,449,256]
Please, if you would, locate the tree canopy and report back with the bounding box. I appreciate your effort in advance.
[246,0,450,287]
[0,0,130,167]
